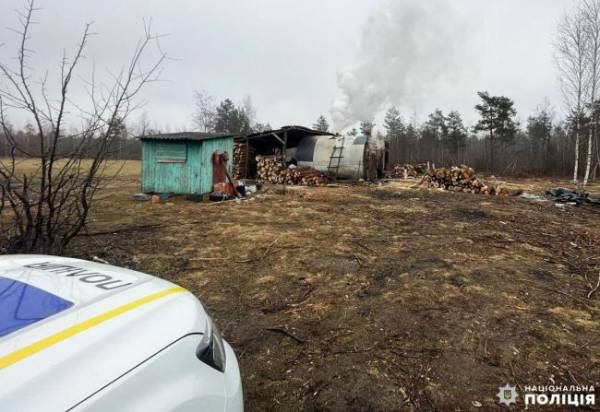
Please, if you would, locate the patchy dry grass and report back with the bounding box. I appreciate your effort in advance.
[34,166,600,411]
[1,157,140,178]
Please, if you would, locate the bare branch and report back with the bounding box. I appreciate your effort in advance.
[0,4,166,253]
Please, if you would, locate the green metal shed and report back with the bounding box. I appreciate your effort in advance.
[140,132,235,194]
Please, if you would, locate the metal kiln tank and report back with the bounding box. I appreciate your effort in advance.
[294,134,368,180]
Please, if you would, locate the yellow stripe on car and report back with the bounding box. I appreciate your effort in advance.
[0,286,186,369]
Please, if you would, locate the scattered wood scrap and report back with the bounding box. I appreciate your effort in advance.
[264,326,306,344]
[588,272,600,299]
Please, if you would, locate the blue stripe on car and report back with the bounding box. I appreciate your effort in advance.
[0,277,73,338]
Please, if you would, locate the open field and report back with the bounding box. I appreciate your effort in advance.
[0,158,141,178]
[9,159,600,410]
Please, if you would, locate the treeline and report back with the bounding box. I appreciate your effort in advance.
[0,92,271,160]
[0,118,142,160]
[380,92,597,179]
[3,89,597,180]
[310,92,588,178]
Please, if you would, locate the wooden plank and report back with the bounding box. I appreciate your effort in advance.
[245,136,249,178]
[271,132,285,145]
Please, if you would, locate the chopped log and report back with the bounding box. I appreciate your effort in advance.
[255,155,328,186]
[233,143,256,179]
[388,163,429,178]
[393,163,417,178]
[417,164,507,196]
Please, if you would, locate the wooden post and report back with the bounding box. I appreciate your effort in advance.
[244,136,249,178]
[283,130,288,161]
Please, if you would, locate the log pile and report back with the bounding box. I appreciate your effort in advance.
[419,165,497,195]
[256,155,328,186]
[414,163,430,175]
[297,168,329,186]
[233,143,255,179]
[256,155,284,181]
[390,163,430,178]
[393,164,418,178]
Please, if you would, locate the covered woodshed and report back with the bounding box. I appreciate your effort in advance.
[233,125,385,181]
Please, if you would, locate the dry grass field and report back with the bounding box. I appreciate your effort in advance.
[0,158,141,177]
[5,159,600,410]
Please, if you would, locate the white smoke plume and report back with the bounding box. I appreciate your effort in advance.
[331,0,465,131]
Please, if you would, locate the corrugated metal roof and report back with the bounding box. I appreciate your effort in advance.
[234,125,336,148]
[244,125,335,140]
[139,132,236,141]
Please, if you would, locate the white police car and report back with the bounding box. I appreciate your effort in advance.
[0,255,243,411]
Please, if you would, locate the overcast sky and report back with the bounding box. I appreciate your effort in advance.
[0,0,574,133]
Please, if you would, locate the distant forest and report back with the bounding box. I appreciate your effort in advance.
[381,95,588,178]
[2,91,597,179]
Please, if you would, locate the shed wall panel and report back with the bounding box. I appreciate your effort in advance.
[185,141,203,194]
[199,137,233,193]
[142,140,190,193]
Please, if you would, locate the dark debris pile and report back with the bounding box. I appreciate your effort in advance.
[545,187,600,206]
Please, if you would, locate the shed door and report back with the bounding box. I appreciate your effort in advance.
[199,138,233,194]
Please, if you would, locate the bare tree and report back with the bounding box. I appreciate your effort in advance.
[556,6,589,185]
[192,90,216,132]
[0,1,166,253]
[581,0,600,187]
[136,111,151,137]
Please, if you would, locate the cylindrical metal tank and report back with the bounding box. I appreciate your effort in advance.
[295,134,368,180]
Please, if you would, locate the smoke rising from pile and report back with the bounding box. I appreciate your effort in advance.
[330,0,465,131]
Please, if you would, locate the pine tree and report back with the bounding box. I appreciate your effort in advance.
[360,121,374,135]
[383,107,405,141]
[527,105,554,171]
[312,115,329,132]
[107,117,128,160]
[474,92,518,174]
[446,111,467,160]
[422,109,448,164]
[214,99,251,134]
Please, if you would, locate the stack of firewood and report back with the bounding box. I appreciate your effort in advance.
[233,143,255,179]
[419,165,497,195]
[256,155,328,186]
[393,164,418,178]
[297,168,328,186]
[256,155,285,181]
[389,163,430,178]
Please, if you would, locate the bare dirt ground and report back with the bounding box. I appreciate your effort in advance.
[50,162,600,410]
